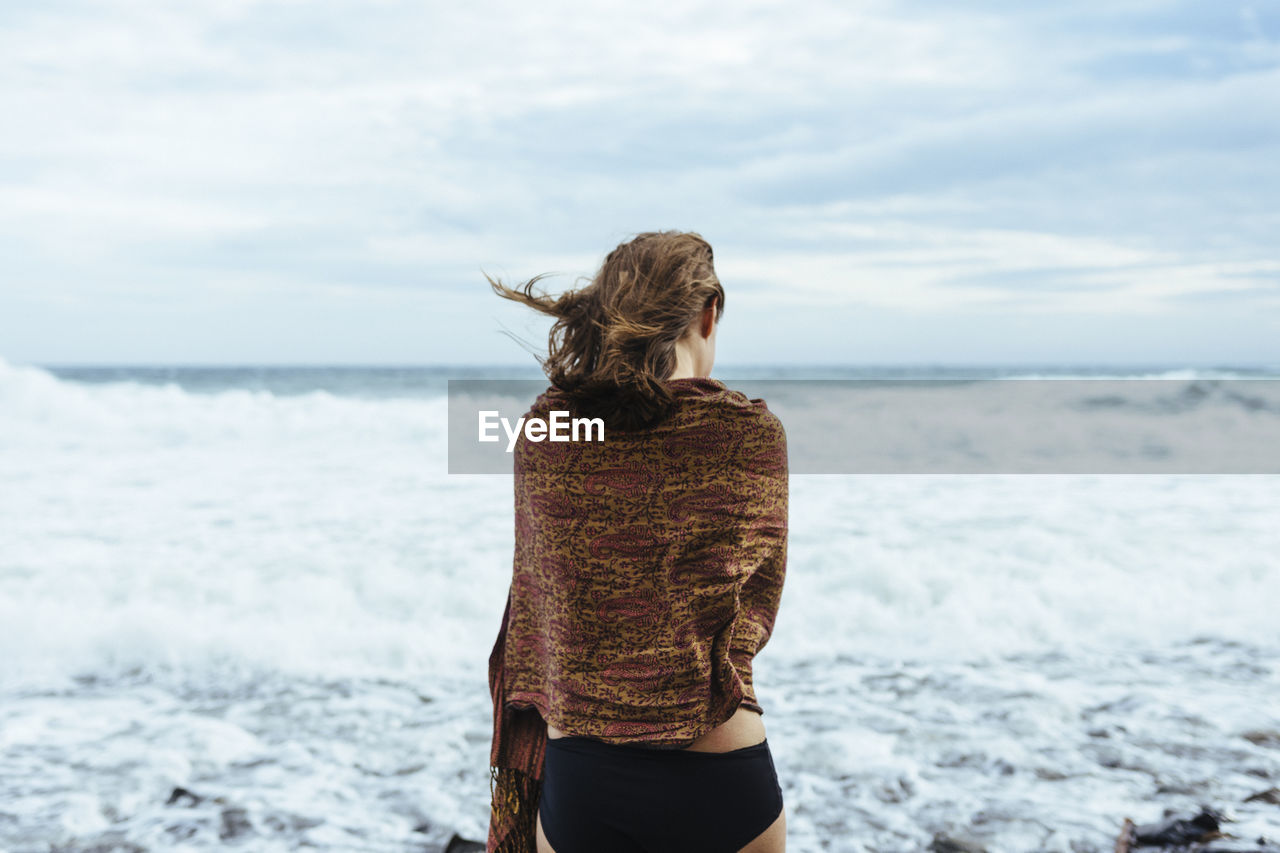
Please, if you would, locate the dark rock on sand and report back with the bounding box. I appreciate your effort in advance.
[165,785,203,806]
[1115,805,1280,852]
[1132,807,1225,846]
[443,834,486,853]
[219,806,253,840]
[928,831,988,852]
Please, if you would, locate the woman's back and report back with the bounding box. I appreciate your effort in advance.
[501,376,788,746]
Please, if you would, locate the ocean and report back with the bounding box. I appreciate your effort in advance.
[2,357,1278,852]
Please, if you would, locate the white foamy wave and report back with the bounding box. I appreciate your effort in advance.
[0,356,449,447]
[774,475,1280,663]
[999,367,1272,380]
[0,356,485,694]
[4,358,1280,688]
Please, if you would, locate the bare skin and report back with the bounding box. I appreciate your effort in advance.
[536,299,787,851]
[666,299,718,382]
[547,705,765,751]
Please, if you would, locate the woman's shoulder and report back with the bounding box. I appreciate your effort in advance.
[668,378,783,426]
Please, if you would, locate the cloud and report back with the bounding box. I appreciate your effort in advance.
[0,0,1276,363]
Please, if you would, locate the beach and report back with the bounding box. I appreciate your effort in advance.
[2,359,1278,852]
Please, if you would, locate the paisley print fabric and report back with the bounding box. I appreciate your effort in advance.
[487,377,789,852]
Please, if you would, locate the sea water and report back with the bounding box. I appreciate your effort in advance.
[1,356,1278,852]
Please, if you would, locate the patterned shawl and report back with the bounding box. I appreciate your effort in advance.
[486,377,789,852]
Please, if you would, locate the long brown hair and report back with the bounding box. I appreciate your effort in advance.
[487,230,725,431]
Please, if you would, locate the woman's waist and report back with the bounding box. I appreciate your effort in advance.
[546,705,765,754]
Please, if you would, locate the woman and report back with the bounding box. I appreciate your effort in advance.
[485,231,789,853]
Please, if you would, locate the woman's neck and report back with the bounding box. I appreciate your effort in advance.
[668,340,709,380]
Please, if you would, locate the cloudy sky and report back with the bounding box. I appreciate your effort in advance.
[2,0,1278,367]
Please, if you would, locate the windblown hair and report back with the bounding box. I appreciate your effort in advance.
[487,231,725,431]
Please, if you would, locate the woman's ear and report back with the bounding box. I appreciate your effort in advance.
[700,299,717,338]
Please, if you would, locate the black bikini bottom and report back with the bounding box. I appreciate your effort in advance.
[539,735,784,853]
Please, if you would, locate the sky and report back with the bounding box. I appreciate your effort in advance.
[1,0,1278,367]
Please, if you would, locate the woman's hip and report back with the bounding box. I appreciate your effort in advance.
[539,735,784,853]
